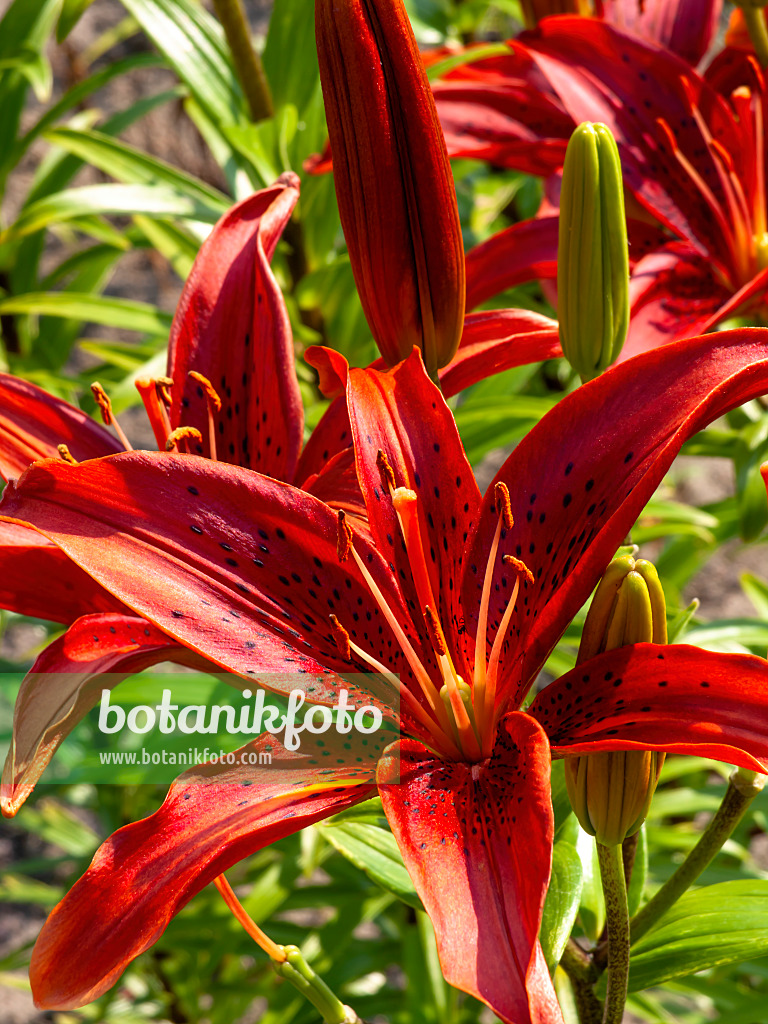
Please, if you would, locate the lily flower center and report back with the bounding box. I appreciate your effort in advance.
[331,452,532,763]
[656,64,768,286]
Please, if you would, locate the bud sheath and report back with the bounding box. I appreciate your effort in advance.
[558,122,629,382]
[565,557,666,847]
[315,0,465,376]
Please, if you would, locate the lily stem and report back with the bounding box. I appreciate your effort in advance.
[596,842,630,1024]
[629,767,765,946]
[742,5,768,69]
[560,941,602,1024]
[211,0,273,122]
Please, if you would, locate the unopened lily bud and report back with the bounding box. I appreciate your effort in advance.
[565,556,666,847]
[558,122,629,383]
[315,0,465,378]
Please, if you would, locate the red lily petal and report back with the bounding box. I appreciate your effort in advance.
[168,175,303,480]
[30,743,374,1009]
[0,521,126,623]
[304,344,350,400]
[602,0,722,65]
[462,329,768,708]
[1,614,204,817]
[696,264,768,336]
[346,350,482,666]
[379,712,561,1024]
[0,373,121,480]
[0,453,411,703]
[434,66,570,175]
[621,243,731,359]
[293,395,353,491]
[316,0,465,375]
[466,216,559,311]
[439,310,561,396]
[529,644,768,774]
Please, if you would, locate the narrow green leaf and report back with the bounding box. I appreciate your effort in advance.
[56,0,95,40]
[0,292,171,335]
[2,183,222,244]
[319,820,423,910]
[120,0,246,126]
[741,572,768,619]
[44,126,230,210]
[540,841,583,972]
[629,881,768,991]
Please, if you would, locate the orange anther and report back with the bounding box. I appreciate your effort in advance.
[424,605,447,656]
[90,382,113,425]
[57,444,77,465]
[376,449,396,492]
[494,481,514,530]
[503,554,535,586]
[329,614,352,661]
[188,371,222,412]
[166,426,203,451]
[337,510,354,562]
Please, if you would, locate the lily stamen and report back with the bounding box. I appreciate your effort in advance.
[213,874,286,962]
[57,444,77,465]
[135,377,174,450]
[330,614,458,750]
[482,555,535,744]
[376,449,396,493]
[188,371,221,462]
[391,487,438,616]
[655,116,745,281]
[336,511,448,728]
[473,482,514,730]
[165,426,203,453]
[90,382,134,453]
[679,76,753,273]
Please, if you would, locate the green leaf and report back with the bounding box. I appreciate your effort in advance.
[628,881,768,991]
[2,183,223,244]
[120,0,246,127]
[576,830,605,941]
[741,572,768,619]
[682,618,768,654]
[0,292,172,335]
[56,0,95,40]
[540,841,583,972]
[44,126,230,210]
[319,820,423,910]
[263,0,319,115]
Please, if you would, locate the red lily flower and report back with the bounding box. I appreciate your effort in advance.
[435,18,768,356]
[4,328,768,1020]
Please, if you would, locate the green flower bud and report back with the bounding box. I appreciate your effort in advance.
[564,556,666,847]
[558,122,630,383]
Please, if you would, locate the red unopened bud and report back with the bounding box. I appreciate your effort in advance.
[315,0,465,377]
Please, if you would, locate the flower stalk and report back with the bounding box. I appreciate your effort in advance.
[596,842,630,1024]
[214,875,360,1024]
[212,0,273,121]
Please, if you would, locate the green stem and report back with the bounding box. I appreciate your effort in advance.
[629,768,765,946]
[211,0,273,122]
[560,941,602,1024]
[596,843,630,1024]
[274,945,360,1024]
[742,6,768,69]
